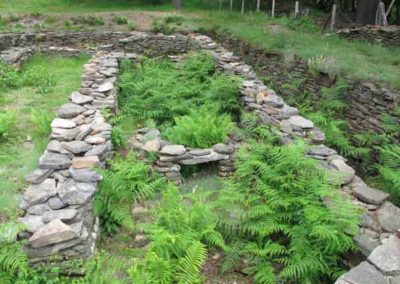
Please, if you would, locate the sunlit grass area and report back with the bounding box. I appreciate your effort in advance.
[0,54,87,218]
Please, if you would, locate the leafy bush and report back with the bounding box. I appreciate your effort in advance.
[377,144,400,203]
[0,111,16,140]
[164,107,233,148]
[127,20,136,31]
[215,132,359,283]
[31,109,52,139]
[152,15,185,35]
[94,152,165,235]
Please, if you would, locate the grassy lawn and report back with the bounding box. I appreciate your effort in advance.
[0,54,87,220]
[187,11,400,88]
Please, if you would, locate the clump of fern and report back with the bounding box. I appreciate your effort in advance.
[214,128,359,283]
[94,152,165,235]
[117,51,241,129]
[164,106,233,148]
[129,185,225,283]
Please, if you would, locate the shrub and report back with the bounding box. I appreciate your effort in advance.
[215,131,359,283]
[164,107,233,148]
[31,109,52,139]
[0,111,16,140]
[127,20,136,31]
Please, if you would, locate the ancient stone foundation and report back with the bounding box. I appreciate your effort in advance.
[337,25,400,48]
[2,31,399,280]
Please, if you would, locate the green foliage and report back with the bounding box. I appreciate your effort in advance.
[377,144,400,203]
[113,15,128,25]
[152,15,185,35]
[0,111,16,141]
[79,15,104,26]
[128,185,219,283]
[30,109,52,140]
[94,152,165,235]
[164,107,233,148]
[127,20,136,31]
[215,131,359,283]
[118,52,241,130]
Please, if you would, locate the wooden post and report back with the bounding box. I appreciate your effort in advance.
[257,0,261,12]
[219,0,222,11]
[271,0,275,17]
[241,0,245,14]
[230,0,233,11]
[330,3,337,32]
[295,1,300,18]
[376,1,388,26]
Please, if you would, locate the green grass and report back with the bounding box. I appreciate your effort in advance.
[0,0,173,13]
[0,54,87,218]
[187,11,400,88]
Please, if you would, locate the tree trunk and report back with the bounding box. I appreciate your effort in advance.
[173,0,181,10]
[356,0,380,24]
[257,0,260,12]
[230,0,233,11]
[271,0,275,17]
[330,3,337,31]
[295,1,299,18]
[241,0,245,14]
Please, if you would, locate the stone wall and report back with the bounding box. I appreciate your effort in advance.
[0,31,190,55]
[211,32,400,138]
[337,25,400,48]
[191,34,400,284]
[129,128,237,184]
[18,50,129,263]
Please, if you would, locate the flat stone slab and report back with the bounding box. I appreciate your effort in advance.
[58,103,86,119]
[368,235,400,275]
[336,261,387,284]
[19,215,45,233]
[97,82,113,93]
[307,145,337,157]
[377,202,400,232]
[69,168,102,182]
[29,219,78,248]
[72,156,100,169]
[42,209,78,223]
[61,141,92,154]
[25,168,53,184]
[288,115,314,130]
[353,182,389,205]
[330,159,355,185]
[213,143,234,154]
[354,230,381,257]
[70,92,93,105]
[178,152,229,165]
[51,118,76,129]
[51,127,79,141]
[85,135,106,145]
[39,151,72,170]
[160,145,186,156]
[57,179,97,205]
[23,179,57,207]
[188,149,212,156]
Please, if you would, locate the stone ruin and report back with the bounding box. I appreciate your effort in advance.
[129,128,237,184]
[337,25,400,48]
[0,31,399,281]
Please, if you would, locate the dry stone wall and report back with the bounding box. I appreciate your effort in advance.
[191,34,400,284]
[18,50,129,263]
[337,25,400,48]
[129,128,237,184]
[211,33,400,139]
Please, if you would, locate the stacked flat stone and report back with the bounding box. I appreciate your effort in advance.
[129,128,236,184]
[191,34,400,283]
[0,47,33,68]
[18,51,124,263]
[0,31,191,56]
[337,25,400,48]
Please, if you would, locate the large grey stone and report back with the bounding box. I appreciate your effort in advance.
[335,261,387,284]
[51,127,79,141]
[354,229,381,257]
[353,182,389,205]
[42,209,78,223]
[69,168,102,182]
[264,94,284,107]
[76,124,93,141]
[178,152,229,165]
[160,145,186,156]
[288,115,314,130]
[25,168,53,184]
[57,179,97,205]
[377,202,400,232]
[27,204,51,215]
[61,141,92,154]
[19,215,45,233]
[97,82,113,93]
[70,92,93,105]
[307,145,337,157]
[58,103,86,118]
[213,143,234,154]
[23,179,57,207]
[51,118,76,129]
[48,197,66,210]
[39,151,72,170]
[72,156,100,169]
[85,143,110,158]
[368,235,400,275]
[330,159,355,185]
[188,149,212,156]
[29,219,78,248]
